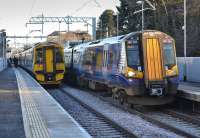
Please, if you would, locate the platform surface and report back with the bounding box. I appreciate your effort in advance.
[178,82,200,102]
[0,68,25,138]
[15,68,91,138]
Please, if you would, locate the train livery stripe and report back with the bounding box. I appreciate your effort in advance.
[147,39,152,80]
[153,39,159,79]
[146,38,163,81]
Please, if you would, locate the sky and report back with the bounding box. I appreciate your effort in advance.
[0,0,120,44]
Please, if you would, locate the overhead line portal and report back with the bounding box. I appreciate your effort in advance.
[26,15,96,40]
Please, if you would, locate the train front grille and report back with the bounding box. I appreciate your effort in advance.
[145,38,163,81]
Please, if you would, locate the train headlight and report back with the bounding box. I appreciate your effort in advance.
[128,71,136,77]
[166,68,178,77]
[126,67,143,79]
[171,70,177,76]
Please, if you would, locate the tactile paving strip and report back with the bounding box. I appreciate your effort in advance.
[15,69,50,138]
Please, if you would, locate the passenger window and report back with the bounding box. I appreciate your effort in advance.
[35,48,43,64]
[83,49,94,66]
[109,51,114,65]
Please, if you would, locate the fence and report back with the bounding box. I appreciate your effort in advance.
[177,57,200,82]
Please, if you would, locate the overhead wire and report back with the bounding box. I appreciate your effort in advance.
[71,0,92,16]
[71,0,101,16]
[27,0,37,20]
[69,0,102,35]
[160,0,168,15]
[26,0,37,36]
[93,0,101,8]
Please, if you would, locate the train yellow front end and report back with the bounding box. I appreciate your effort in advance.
[124,30,179,105]
[142,31,178,96]
[33,42,65,85]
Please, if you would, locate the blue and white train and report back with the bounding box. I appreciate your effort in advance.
[64,30,179,105]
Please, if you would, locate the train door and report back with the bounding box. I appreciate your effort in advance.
[45,48,54,73]
[143,34,165,96]
[145,38,163,81]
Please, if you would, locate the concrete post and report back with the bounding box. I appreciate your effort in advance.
[92,17,96,40]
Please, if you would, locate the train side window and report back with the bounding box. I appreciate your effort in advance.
[103,51,106,67]
[103,50,108,67]
[83,49,94,66]
[31,55,33,65]
[35,48,43,64]
[109,51,114,65]
[55,48,64,63]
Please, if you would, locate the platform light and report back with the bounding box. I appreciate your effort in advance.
[136,0,144,32]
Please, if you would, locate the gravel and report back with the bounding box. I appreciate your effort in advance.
[62,86,184,138]
[48,89,132,138]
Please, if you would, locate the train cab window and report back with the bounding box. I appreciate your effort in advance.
[73,52,81,64]
[126,39,140,68]
[64,52,72,65]
[55,48,63,63]
[35,48,43,64]
[163,43,176,66]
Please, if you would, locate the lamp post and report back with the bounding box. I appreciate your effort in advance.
[59,21,61,44]
[183,0,187,81]
[117,13,119,36]
[136,0,144,32]
[134,0,156,32]
[184,0,187,57]
[100,19,103,39]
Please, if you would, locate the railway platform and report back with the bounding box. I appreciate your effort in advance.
[0,67,91,138]
[178,82,200,102]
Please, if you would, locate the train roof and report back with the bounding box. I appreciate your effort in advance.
[34,41,61,48]
[16,41,62,55]
[64,31,140,51]
[64,30,173,51]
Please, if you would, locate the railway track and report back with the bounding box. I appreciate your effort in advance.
[133,107,200,138]
[47,88,136,138]
[62,85,200,138]
[163,109,200,126]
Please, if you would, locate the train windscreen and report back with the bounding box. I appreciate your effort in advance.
[163,43,176,66]
[126,40,140,68]
[55,48,64,63]
[35,48,43,64]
